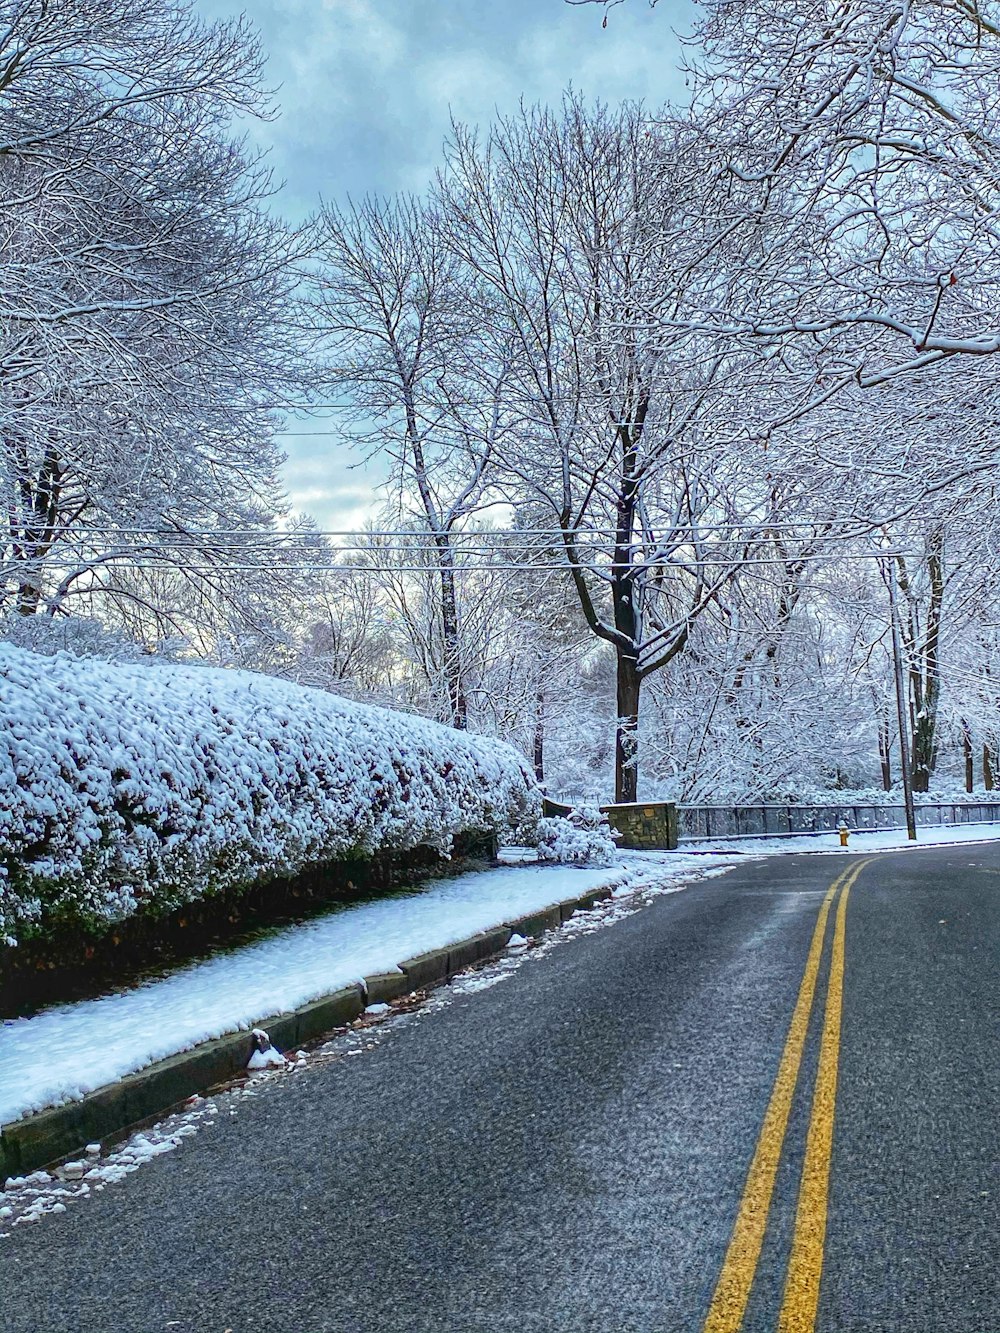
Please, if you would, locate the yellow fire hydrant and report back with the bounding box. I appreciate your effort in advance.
[838,824,850,848]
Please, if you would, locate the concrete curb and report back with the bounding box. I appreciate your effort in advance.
[1,882,617,1181]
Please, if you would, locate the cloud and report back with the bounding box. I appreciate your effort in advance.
[191,0,697,526]
[196,0,413,212]
[198,0,694,202]
[415,50,518,122]
[519,9,693,110]
[280,440,388,529]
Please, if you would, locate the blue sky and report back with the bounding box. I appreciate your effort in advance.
[195,0,695,528]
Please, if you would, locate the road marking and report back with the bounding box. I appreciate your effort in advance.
[777,867,858,1332]
[701,865,853,1333]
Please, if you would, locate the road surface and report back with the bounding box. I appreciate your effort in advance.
[2,844,998,1332]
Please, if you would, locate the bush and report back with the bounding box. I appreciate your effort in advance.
[536,806,620,867]
[0,645,541,948]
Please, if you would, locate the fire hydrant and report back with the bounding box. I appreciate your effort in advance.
[838,824,850,848]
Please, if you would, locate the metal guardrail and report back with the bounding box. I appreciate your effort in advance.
[676,802,1000,842]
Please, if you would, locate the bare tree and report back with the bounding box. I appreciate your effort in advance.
[0,0,308,638]
[574,0,1000,391]
[440,96,775,800]
[316,196,515,729]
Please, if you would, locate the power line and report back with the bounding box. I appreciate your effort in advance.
[3,521,893,539]
[0,398,803,415]
[2,542,900,559]
[1,550,910,575]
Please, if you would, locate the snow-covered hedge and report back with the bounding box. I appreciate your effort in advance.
[0,645,540,949]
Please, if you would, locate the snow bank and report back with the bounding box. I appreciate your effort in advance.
[0,645,540,948]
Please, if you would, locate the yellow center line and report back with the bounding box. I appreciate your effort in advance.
[701,864,853,1333]
[777,866,859,1332]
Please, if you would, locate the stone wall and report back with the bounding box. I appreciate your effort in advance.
[542,799,679,851]
[603,802,679,851]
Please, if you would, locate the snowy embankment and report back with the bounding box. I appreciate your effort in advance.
[0,852,732,1127]
[0,645,539,950]
[682,823,1000,856]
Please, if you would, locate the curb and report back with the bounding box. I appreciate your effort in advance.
[1,883,616,1181]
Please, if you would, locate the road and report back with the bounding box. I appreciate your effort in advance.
[2,844,999,1332]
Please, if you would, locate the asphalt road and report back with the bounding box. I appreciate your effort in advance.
[2,845,999,1332]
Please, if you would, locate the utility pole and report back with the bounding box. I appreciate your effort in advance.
[884,548,917,841]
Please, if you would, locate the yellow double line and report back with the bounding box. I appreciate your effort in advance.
[702,859,871,1333]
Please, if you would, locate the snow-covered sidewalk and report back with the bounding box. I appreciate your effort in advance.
[0,852,728,1128]
[681,822,1000,856]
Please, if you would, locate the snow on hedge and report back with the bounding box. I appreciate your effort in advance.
[0,644,541,948]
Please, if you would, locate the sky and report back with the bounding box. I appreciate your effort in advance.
[194,0,695,530]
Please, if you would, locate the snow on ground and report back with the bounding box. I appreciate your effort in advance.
[0,856,736,1236]
[680,821,1000,857]
[0,643,538,948]
[6,824,996,1231]
[0,851,732,1128]
[0,1095,230,1235]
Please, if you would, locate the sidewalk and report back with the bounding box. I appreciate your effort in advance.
[1,851,732,1132]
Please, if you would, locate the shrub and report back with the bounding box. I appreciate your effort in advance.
[536,806,620,867]
[0,645,541,948]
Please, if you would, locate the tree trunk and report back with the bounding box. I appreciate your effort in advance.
[436,553,467,730]
[403,390,467,731]
[615,650,641,803]
[962,720,974,794]
[877,713,892,791]
[16,577,42,616]
[533,689,545,784]
[898,537,943,795]
[11,444,61,617]
[911,716,935,793]
[985,744,997,792]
